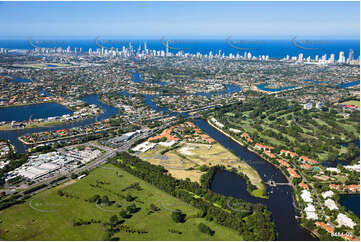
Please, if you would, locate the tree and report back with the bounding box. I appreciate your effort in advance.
[102,195,110,206]
[119,209,129,218]
[109,215,119,226]
[57,190,64,196]
[127,203,140,214]
[171,209,186,223]
[150,203,160,212]
[126,194,135,202]
[198,222,215,236]
[200,165,209,172]
[89,194,100,203]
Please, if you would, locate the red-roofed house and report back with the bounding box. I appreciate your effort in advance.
[280,149,298,158]
[300,163,312,170]
[347,184,360,193]
[329,184,342,191]
[277,158,290,168]
[287,168,300,178]
[299,156,318,165]
[255,143,274,151]
[315,222,334,233]
[299,182,309,190]
[264,151,276,158]
[241,132,253,143]
[343,234,359,241]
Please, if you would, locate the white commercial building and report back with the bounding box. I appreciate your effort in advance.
[229,128,241,134]
[326,167,340,173]
[344,164,360,172]
[322,190,334,199]
[301,190,313,203]
[132,141,156,153]
[337,213,356,228]
[304,204,318,220]
[324,199,338,211]
[6,147,101,181]
[211,117,224,128]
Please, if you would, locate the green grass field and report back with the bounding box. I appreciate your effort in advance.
[0,164,243,241]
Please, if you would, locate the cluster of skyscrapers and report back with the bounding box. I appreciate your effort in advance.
[0,41,359,65]
[285,49,358,65]
[0,48,8,54]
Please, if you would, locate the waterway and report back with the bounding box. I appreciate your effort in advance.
[8,75,33,83]
[303,80,330,85]
[194,119,316,241]
[338,80,360,88]
[0,94,118,153]
[339,194,360,218]
[257,83,297,92]
[0,102,73,122]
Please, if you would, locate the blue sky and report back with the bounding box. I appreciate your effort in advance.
[0,1,359,38]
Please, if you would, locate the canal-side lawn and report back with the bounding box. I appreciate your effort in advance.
[139,142,267,199]
[0,163,243,241]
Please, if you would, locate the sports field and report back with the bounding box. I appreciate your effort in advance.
[0,164,243,241]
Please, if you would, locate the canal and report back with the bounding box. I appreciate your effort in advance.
[194,118,316,241]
